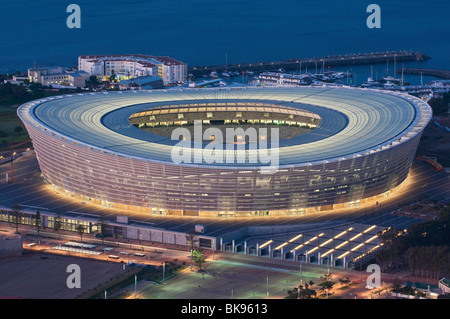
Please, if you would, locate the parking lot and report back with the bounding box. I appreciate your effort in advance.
[0,252,125,299]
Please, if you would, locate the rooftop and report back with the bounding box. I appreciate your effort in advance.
[79,54,185,66]
[18,87,431,167]
[120,76,163,86]
[440,278,450,288]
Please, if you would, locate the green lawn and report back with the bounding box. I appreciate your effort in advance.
[0,117,29,145]
[0,104,30,147]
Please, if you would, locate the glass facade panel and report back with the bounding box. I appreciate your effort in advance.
[18,88,431,216]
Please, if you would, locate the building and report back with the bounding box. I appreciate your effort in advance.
[0,204,385,268]
[428,80,450,99]
[12,74,28,83]
[119,75,164,90]
[439,278,450,294]
[39,71,87,88]
[255,72,310,87]
[3,73,28,85]
[0,207,215,250]
[189,78,226,88]
[18,87,431,217]
[28,67,64,83]
[27,67,88,88]
[78,54,187,85]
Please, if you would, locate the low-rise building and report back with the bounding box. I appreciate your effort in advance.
[254,72,310,87]
[28,67,87,88]
[3,74,28,85]
[28,67,64,83]
[119,75,164,90]
[13,74,28,82]
[439,278,450,294]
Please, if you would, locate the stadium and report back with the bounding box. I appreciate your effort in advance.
[18,87,432,217]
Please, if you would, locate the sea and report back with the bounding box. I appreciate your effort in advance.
[0,0,449,85]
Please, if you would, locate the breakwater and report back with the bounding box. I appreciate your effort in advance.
[189,50,429,76]
[395,68,450,79]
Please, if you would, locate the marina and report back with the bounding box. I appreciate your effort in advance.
[188,50,429,78]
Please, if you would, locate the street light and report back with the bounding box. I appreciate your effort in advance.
[134,275,137,299]
[163,261,166,282]
[300,264,303,285]
[9,152,16,183]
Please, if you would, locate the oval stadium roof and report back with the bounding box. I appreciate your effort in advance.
[18,87,432,167]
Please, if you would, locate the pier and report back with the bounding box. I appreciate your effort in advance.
[395,68,450,79]
[189,50,429,77]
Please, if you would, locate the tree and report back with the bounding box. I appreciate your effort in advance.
[85,75,101,90]
[375,206,450,276]
[391,277,403,292]
[96,214,108,246]
[321,272,333,282]
[339,276,351,286]
[319,272,335,297]
[427,93,449,116]
[53,212,63,239]
[286,283,316,299]
[192,249,207,270]
[10,204,22,234]
[89,75,100,85]
[299,283,317,299]
[109,71,116,83]
[186,231,199,271]
[14,126,23,134]
[76,224,85,242]
[35,209,41,237]
[286,289,297,299]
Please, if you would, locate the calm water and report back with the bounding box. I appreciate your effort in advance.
[0,0,449,84]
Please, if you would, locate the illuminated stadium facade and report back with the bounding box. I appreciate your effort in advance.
[18,87,432,217]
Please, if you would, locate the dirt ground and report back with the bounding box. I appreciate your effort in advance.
[0,251,125,299]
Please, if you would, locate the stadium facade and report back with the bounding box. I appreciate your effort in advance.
[18,87,432,217]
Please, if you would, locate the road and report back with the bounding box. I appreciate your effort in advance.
[2,225,437,300]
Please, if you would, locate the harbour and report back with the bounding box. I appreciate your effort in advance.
[189,50,429,77]
[395,68,450,80]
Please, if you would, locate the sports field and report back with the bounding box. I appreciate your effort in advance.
[131,259,349,299]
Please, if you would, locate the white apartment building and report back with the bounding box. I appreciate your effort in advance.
[78,54,187,84]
